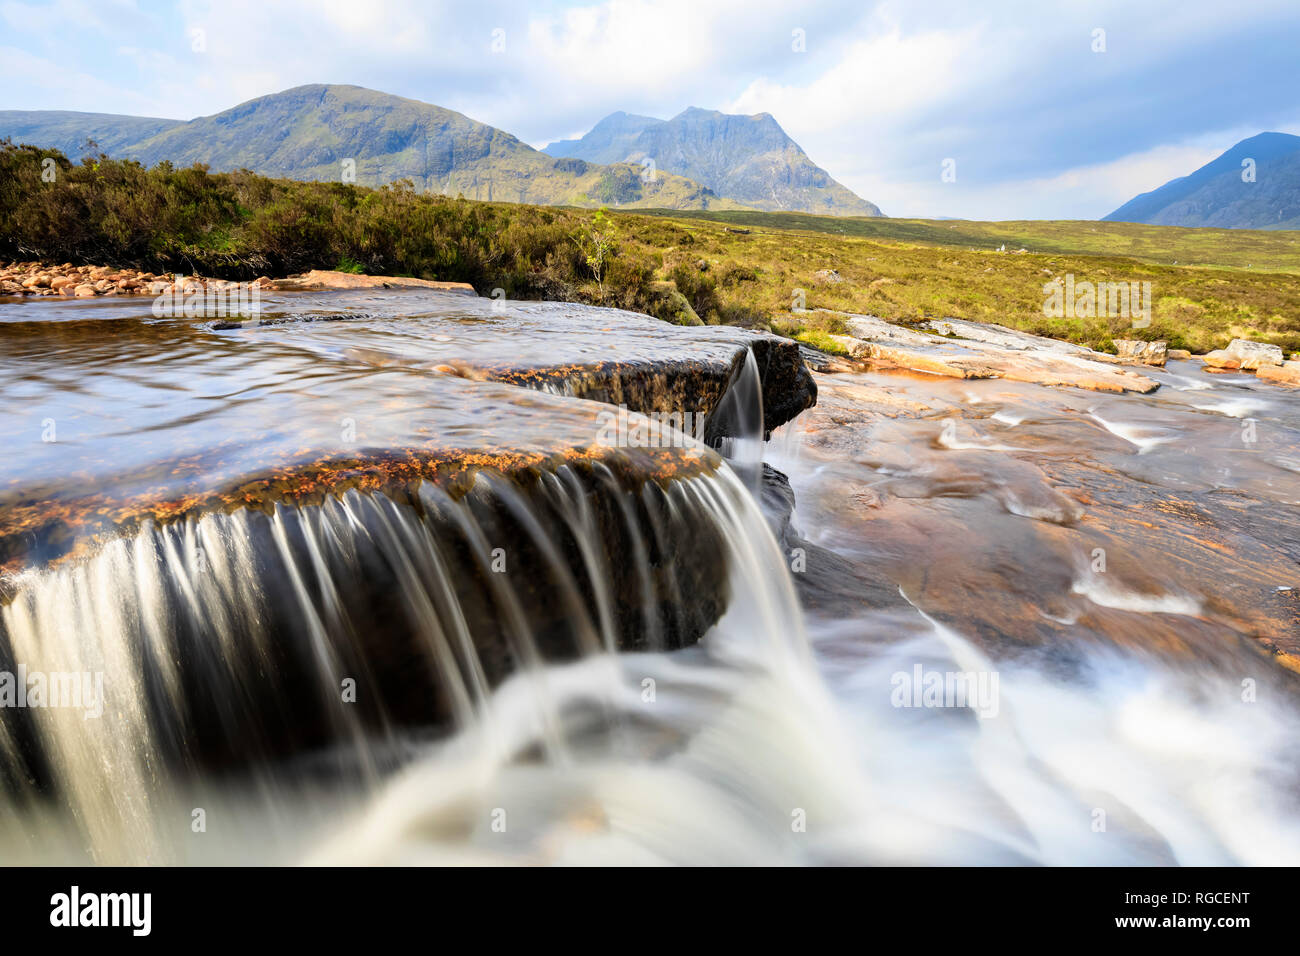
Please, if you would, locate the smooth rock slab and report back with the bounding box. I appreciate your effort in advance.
[830,313,1159,393]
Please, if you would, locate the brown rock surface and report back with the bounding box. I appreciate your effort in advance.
[269,270,477,293]
[1257,362,1300,387]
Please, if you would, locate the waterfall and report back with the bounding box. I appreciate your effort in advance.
[0,453,805,863]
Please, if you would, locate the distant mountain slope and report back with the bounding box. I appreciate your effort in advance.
[1104,132,1300,229]
[545,107,882,217]
[0,85,747,211]
[543,111,662,166]
[0,110,182,159]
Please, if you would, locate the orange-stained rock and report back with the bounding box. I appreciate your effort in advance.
[1201,350,1240,369]
[1257,362,1300,387]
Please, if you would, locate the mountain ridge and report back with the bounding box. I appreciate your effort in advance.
[1104,132,1300,229]
[0,84,748,212]
[543,106,882,217]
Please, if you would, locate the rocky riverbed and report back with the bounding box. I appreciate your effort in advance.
[817,310,1300,390]
[2,279,1298,866]
[0,262,476,297]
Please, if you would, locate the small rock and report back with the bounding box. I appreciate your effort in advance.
[1166,349,1191,361]
[73,284,98,297]
[1114,339,1167,367]
[814,269,843,284]
[1201,350,1240,369]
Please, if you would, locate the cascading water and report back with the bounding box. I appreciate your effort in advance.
[0,458,774,864]
[1,291,1297,866]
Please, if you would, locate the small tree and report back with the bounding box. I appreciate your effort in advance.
[576,207,617,301]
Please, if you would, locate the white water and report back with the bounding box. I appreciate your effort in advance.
[3,444,1299,865]
[4,355,1300,867]
[1070,575,1203,617]
[1088,410,1179,453]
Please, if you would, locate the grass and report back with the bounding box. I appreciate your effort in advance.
[633,208,1300,275]
[601,209,1300,355]
[4,141,1298,355]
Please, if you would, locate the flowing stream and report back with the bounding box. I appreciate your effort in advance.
[0,292,1297,864]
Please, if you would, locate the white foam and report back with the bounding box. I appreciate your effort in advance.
[1193,397,1268,418]
[1163,373,1214,391]
[1071,575,1202,616]
[1088,411,1177,453]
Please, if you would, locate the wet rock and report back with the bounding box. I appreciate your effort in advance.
[1114,339,1167,366]
[228,294,816,438]
[1257,361,1300,387]
[1167,348,1192,361]
[0,458,735,781]
[0,301,760,776]
[787,369,1300,672]
[72,284,97,297]
[749,335,818,434]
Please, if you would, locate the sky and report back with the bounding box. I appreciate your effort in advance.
[2,0,1299,219]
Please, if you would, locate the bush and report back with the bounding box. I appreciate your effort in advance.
[669,263,721,323]
[0,141,661,314]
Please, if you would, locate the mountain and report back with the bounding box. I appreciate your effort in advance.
[0,85,746,211]
[1104,132,1300,229]
[543,111,662,166]
[0,110,182,159]
[544,107,882,217]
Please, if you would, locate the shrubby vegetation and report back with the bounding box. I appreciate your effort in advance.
[4,140,1298,353]
[0,141,652,309]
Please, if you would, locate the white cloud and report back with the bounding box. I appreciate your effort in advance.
[880,142,1227,220]
[2,0,1298,219]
